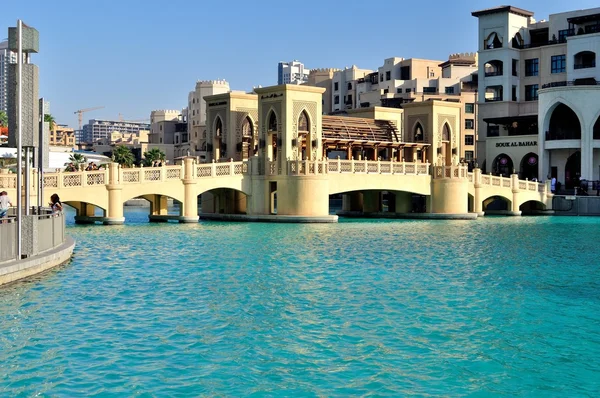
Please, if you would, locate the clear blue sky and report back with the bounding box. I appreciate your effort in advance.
[2,0,598,128]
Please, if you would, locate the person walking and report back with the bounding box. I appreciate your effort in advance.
[0,191,13,222]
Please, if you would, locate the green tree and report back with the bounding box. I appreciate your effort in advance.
[0,111,7,127]
[143,147,166,166]
[112,145,135,168]
[67,153,87,167]
[44,114,56,131]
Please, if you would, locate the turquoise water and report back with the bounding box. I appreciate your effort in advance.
[1,210,600,396]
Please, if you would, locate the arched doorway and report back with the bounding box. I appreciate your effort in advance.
[492,153,513,177]
[441,123,451,166]
[298,111,310,160]
[520,152,538,180]
[565,151,581,189]
[548,104,581,140]
[214,117,224,160]
[241,117,255,158]
[267,111,278,162]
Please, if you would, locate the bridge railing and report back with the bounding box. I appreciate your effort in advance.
[196,160,248,179]
[477,172,547,193]
[286,158,430,176]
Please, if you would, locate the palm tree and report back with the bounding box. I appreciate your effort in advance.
[0,111,7,127]
[143,147,166,166]
[66,153,87,168]
[112,145,135,168]
[44,114,56,131]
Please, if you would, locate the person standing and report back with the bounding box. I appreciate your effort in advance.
[551,177,557,193]
[49,193,63,214]
[0,191,13,222]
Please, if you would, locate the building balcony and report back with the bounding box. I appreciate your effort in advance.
[485,97,503,102]
[545,130,581,141]
[484,71,503,77]
[541,79,600,89]
[573,61,596,70]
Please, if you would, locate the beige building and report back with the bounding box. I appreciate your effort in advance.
[473,5,600,189]
[93,129,174,163]
[306,68,339,114]
[187,80,230,160]
[50,125,76,148]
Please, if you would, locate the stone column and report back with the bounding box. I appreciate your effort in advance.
[104,162,125,225]
[510,173,522,216]
[473,168,483,216]
[181,157,199,223]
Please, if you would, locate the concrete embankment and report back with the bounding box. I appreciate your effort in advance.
[0,237,76,287]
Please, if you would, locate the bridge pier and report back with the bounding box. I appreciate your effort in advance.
[473,168,484,216]
[180,158,200,223]
[104,163,125,225]
[394,192,413,214]
[363,191,382,213]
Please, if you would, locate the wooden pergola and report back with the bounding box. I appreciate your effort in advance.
[321,116,430,161]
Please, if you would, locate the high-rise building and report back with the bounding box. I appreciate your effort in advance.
[0,40,17,113]
[278,61,310,85]
[82,119,151,143]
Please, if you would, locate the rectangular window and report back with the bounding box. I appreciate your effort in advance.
[400,66,410,80]
[334,82,339,91]
[465,151,474,161]
[423,87,436,94]
[512,85,517,101]
[525,58,539,76]
[385,71,391,81]
[525,84,539,101]
[464,135,474,145]
[383,88,389,94]
[512,59,518,76]
[465,119,474,130]
[347,82,352,90]
[465,103,475,113]
[558,29,569,42]
[551,55,566,73]
[445,87,455,94]
[334,95,339,104]
[405,88,411,93]
[380,73,384,82]
[397,88,402,93]
[347,94,353,104]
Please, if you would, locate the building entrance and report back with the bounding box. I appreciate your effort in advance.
[565,151,581,189]
[520,152,538,180]
[492,153,513,177]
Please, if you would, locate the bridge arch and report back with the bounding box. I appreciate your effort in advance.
[199,187,249,215]
[482,194,512,211]
[519,200,547,212]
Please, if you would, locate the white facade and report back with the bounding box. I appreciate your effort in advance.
[474,5,600,189]
[82,119,151,143]
[278,61,310,85]
[331,66,374,112]
[0,40,17,113]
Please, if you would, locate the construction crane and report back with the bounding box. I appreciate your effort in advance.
[118,113,149,123]
[74,106,105,131]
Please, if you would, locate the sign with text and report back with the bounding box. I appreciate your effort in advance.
[495,141,537,148]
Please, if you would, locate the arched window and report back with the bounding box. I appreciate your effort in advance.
[547,103,581,140]
[593,116,600,140]
[414,123,424,142]
[298,111,309,133]
[268,111,278,132]
[484,60,503,77]
[492,154,514,177]
[574,51,596,69]
[485,32,503,49]
[242,117,253,137]
[215,117,223,137]
[512,32,524,48]
[442,123,450,141]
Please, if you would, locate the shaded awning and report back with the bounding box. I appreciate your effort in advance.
[483,114,538,125]
[567,13,600,24]
[322,115,401,143]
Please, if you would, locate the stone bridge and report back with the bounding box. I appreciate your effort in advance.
[0,157,552,224]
